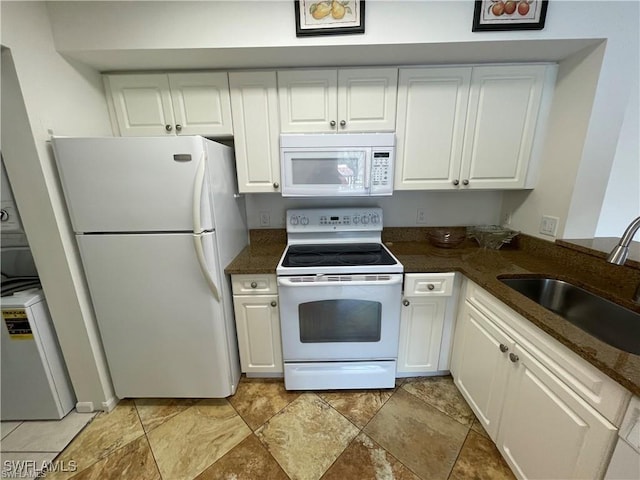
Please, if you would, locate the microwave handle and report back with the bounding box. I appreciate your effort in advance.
[364,151,371,190]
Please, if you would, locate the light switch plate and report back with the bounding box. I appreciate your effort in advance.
[540,215,559,236]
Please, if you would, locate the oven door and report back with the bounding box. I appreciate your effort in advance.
[277,274,403,361]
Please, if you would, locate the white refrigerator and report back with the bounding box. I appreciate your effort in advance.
[52,136,247,398]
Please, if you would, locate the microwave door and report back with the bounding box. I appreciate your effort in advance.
[282,150,368,197]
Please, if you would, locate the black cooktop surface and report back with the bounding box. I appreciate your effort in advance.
[282,243,397,267]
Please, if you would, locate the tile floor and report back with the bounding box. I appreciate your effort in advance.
[3,376,516,480]
[1,411,96,478]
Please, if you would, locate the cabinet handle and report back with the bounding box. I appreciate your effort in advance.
[427,284,435,291]
[0,209,8,222]
[250,282,258,288]
[270,301,277,307]
[165,124,173,132]
[402,299,410,306]
[273,182,280,189]
[340,120,346,127]
[499,343,509,353]
[175,124,182,132]
[462,179,469,186]
[453,179,459,186]
[509,353,519,363]
[330,120,336,127]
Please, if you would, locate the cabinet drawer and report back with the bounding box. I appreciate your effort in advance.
[232,274,278,295]
[404,273,456,296]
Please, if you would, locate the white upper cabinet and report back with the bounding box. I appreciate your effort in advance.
[229,71,281,193]
[395,67,472,189]
[105,72,233,137]
[278,68,398,133]
[395,64,555,190]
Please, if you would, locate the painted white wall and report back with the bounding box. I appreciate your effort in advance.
[245,191,503,229]
[595,66,640,238]
[44,0,640,238]
[1,2,116,411]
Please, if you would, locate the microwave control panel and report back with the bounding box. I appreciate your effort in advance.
[370,150,394,194]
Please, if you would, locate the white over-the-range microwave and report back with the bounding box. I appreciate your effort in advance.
[279,133,395,197]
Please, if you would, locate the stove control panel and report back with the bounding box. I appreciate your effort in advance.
[287,208,383,233]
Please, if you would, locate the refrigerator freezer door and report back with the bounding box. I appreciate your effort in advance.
[77,232,236,398]
[52,136,213,233]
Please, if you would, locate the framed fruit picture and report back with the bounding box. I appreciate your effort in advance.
[472,0,548,31]
[294,0,365,37]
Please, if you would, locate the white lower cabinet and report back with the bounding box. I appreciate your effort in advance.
[451,279,629,480]
[231,275,283,375]
[397,273,458,376]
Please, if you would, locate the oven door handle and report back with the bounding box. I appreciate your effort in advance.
[277,276,403,287]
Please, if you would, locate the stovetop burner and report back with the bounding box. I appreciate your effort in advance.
[282,243,397,268]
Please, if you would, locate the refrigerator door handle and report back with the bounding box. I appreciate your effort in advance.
[193,234,220,302]
[192,152,220,302]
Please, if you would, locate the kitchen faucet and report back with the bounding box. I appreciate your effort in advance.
[607,216,640,302]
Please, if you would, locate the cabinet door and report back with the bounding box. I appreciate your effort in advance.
[229,71,281,193]
[168,72,233,136]
[460,65,546,189]
[337,68,398,132]
[233,295,283,374]
[498,344,617,480]
[278,69,338,133]
[394,67,471,190]
[106,74,175,137]
[397,296,446,375]
[451,301,513,441]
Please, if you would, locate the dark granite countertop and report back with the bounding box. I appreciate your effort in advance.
[226,229,640,397]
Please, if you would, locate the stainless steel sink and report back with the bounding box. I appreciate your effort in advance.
[499,277,640,355]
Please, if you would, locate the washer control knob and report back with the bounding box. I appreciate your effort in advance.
[290,217,299,225]
[301,217,309,226]
[362,216,370,225]
[250,282,258,289]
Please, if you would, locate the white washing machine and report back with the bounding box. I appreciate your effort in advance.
[1,288,76,420]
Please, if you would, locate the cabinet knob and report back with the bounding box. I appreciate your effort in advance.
[165,124,173,132]
[462,179,469,186]
[330,120,336,127]
[427,284,435,291]
[499,343,509,353]
[340,120,346,127]
[250,282,258,288]
[402,299,410,306]
[273,182,280,189]
[453,179,459,186]
[270,301,277,307]
[509,353,519,363]
[175,124,182,132]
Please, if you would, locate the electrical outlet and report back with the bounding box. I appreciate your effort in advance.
[416,208,427,225]
[259,211,271,227]
[539,215,559,236]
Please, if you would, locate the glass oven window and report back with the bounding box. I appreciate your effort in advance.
[290,151,364,187]
[298,299,381,343]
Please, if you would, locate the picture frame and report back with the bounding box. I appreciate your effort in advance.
[294,0,365,37]
[472,0,548,31]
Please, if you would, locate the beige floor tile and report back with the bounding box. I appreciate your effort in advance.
[45,400,145,480]
[321,432,420,480]
[134,398,200,433]
[471,416,491,439]
[1,411,95,453]
[364,388,468,480]
[1,422,21,440]
[64,436,160,480]
[228,377,300,430]
[319,389,394,428]
[146,398,251,480]
[195,434,288,480]
[255,393,359,480]
[402,376,475,426]
[449,430,515,480]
